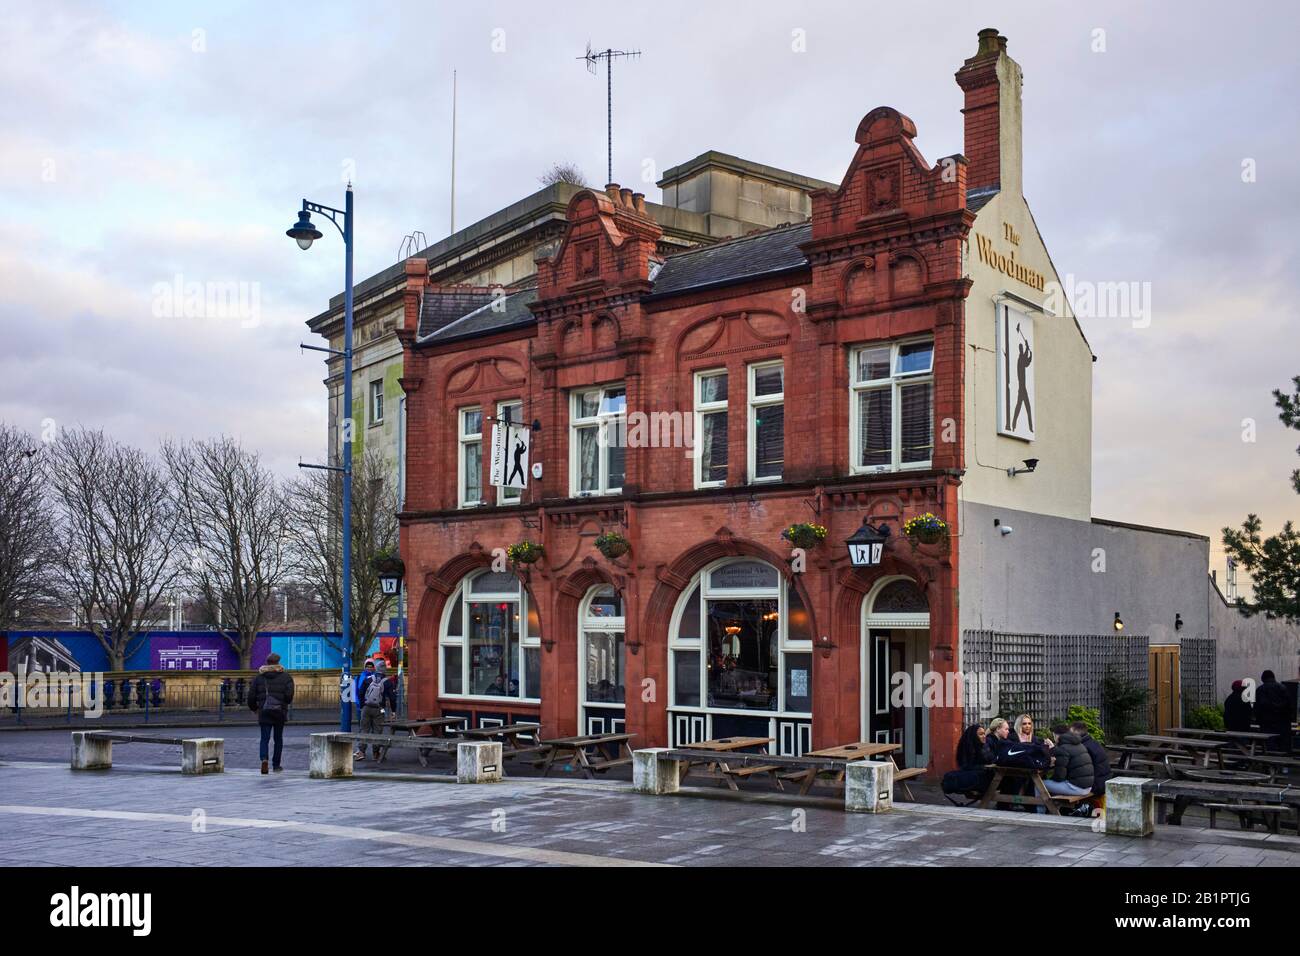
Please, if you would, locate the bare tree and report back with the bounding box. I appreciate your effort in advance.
[163,437,290,668]
[0,423,61,626]
[539,162,588,187]
[285,450,398,666]
[47,427,182,670]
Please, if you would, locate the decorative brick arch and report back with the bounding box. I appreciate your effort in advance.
[554,558,623,654]
[830,550,935,659]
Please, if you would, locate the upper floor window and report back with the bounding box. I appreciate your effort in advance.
[748,361,784,482]
[369,380,384,425]
[693,370,728,489]
[497,400,523,505]
[458,406,483,507]
[849,338,934,473]
[571,384,625,496]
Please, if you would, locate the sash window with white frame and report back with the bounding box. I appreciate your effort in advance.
[570,385,626,496]
[694,369,728,488]
[369,380,384,425]
[440,570,541,702]
[849,338,934,473]
[748,361,784,482]
[458,406,483,507]
[497,400,523,504]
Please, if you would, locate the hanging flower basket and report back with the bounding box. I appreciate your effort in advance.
[370,549,405,577]
[507,540,544,565]
[595,531,630,559]
[902,513,948,547]
[782,522,827,550]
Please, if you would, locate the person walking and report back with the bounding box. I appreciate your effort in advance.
[248,652,295,774]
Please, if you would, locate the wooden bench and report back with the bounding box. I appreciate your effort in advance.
[1128,778,1300,831]
[334,731,457,767]
[638,748,899,812]
[71,731,224,775]
[309,732,501,781]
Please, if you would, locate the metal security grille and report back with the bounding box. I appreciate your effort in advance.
[962,630,1149,732]
[1178,636,1218,720]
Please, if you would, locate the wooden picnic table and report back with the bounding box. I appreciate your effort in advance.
[453,722,548,760]
[977,765,1092,815]
[384,716,466,738]
[537,733,636,779]
[1122,735,1227,770]
[782,742,911,797]
[1180,768,1271,785]
[675,737,775,788]
[1224,751,1300,780]
[1165,727,1276,755]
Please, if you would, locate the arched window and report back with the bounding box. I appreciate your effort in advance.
[579,585,626,735]
[667,559,813,753]
[439,570,541,701]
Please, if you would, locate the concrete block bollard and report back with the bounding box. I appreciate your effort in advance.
[309,733,354,779]
[71,732,113,771]
[181,738,224,775]
[457,741,503,784]
[1104,777,1154,837]
[632,748,683,795]
[845,760,894,813]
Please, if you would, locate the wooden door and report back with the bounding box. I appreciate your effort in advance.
[1148,645,1181,734]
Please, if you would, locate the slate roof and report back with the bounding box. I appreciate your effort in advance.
[418,187,997,346]
[417,285,539,345]
[646,222,812,299]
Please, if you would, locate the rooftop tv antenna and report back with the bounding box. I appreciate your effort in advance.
[1226,555,1238,602]
[397,231,427,260]
[449,69,457,234]
[576,43,641,185]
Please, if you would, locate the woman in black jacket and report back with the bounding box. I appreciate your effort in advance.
[943,723,994,800]
[1224,680,1253,732]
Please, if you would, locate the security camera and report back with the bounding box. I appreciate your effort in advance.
[999,525,1014,536]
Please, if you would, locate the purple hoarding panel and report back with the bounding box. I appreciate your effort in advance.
[150,635,272,671]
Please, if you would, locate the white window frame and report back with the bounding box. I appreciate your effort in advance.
[747,361,784,483]
[577,585,626,718]
[439,571,541,703]
[848,337,934,475]
[369,380,384,425]
[496,400,523,505]
[457,406,484,508]
[693,368,728,489]
[666,559,812,723]
[569,384,626,497]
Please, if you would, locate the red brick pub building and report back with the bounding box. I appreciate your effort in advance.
[394,49,1017,774]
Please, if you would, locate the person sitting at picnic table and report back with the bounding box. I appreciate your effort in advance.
[1224,679,1253,733]
[985,717,1013,755]
[1071,720,1110,802]
[943,723,995,799]
[1042,723,1094,811]
[1255,670,1293,753]
[1015,713,1053,747]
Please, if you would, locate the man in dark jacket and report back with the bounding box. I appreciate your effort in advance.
[1044,724,1093,805]
[248,652,295,774]
[1255,670,1294,753]
[1224,680,1253,733]
[1071,721,1110,797]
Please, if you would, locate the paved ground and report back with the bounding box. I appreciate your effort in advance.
[2,726,1298,867]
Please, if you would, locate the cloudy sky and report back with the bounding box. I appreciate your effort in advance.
[2,0,1296,577]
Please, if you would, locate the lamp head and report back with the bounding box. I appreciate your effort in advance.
[1113,611,1124,632]
[1023,458,1039,473]
[286,210,323,250]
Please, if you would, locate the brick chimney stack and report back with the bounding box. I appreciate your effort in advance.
[955,28,1023,199]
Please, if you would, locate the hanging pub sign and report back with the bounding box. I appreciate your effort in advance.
[490,417,530,490]
[846,520,890,567]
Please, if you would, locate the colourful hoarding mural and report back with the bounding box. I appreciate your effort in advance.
[0,631,365,673]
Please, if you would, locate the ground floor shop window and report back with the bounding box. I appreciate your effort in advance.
[440,570,541,701]
[668,559,812,754]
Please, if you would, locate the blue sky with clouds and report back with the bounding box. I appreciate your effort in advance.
[2,0,1297,575]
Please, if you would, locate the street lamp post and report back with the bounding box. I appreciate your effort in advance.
[289,185,355,732]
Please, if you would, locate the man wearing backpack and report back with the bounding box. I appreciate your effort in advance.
[355,658,396,760]
[248,652,295,774]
